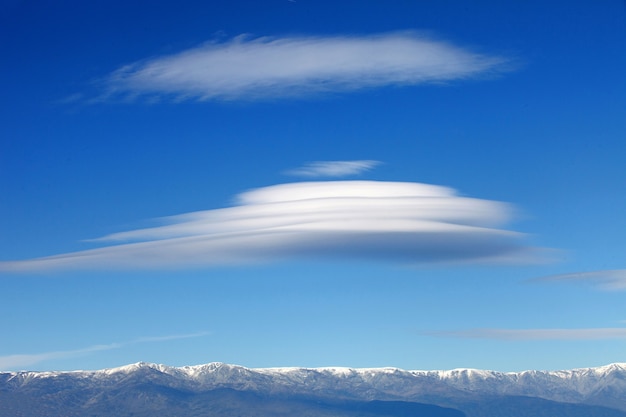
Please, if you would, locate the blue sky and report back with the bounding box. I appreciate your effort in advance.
[1,0,625,373]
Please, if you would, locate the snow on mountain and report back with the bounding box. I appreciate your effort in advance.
[3,361,626,413]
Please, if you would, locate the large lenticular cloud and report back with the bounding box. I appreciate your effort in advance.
[0,181,540,272]
[102,32,510,101]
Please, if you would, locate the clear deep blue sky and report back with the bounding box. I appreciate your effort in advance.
[1,0,625,373]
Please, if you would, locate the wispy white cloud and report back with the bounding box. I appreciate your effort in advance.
[0,181,544,272]
[0,331,209,371]
[286,160,381,177]
[100,32,511,101]
[0,344,119,371]
[531,270,626,291]
[427,328,626,341]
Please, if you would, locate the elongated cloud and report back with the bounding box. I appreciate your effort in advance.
[286,160,381,177]
[427,328,626,341]
[0,332,209,371]
[531,270,626,291]
[0,181,541,272]
[102,32,510,101]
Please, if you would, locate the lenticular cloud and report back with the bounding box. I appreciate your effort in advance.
[0,181,538,272]
[103,32,509,101]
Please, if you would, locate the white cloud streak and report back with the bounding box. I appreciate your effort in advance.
[101,32,510,101]
[427,328,626,341]
[531,270,626,291]
[0,180,542,272]
[286,160,381,177]
[0,331,209,371]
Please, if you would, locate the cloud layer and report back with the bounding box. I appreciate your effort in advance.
[102,32,509,101]
[0,181,540,272]
[428,328,626,341]
[286,160,381,177]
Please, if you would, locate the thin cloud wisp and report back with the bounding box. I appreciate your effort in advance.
[285,160,381,178]
[531,270,626,291]
[426,328,626,341]
[0,332,209,371]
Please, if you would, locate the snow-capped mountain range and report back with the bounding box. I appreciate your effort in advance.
[2,362,626,417]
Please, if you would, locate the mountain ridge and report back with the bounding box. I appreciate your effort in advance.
[2,361,626,417]
[9,360,626,378]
